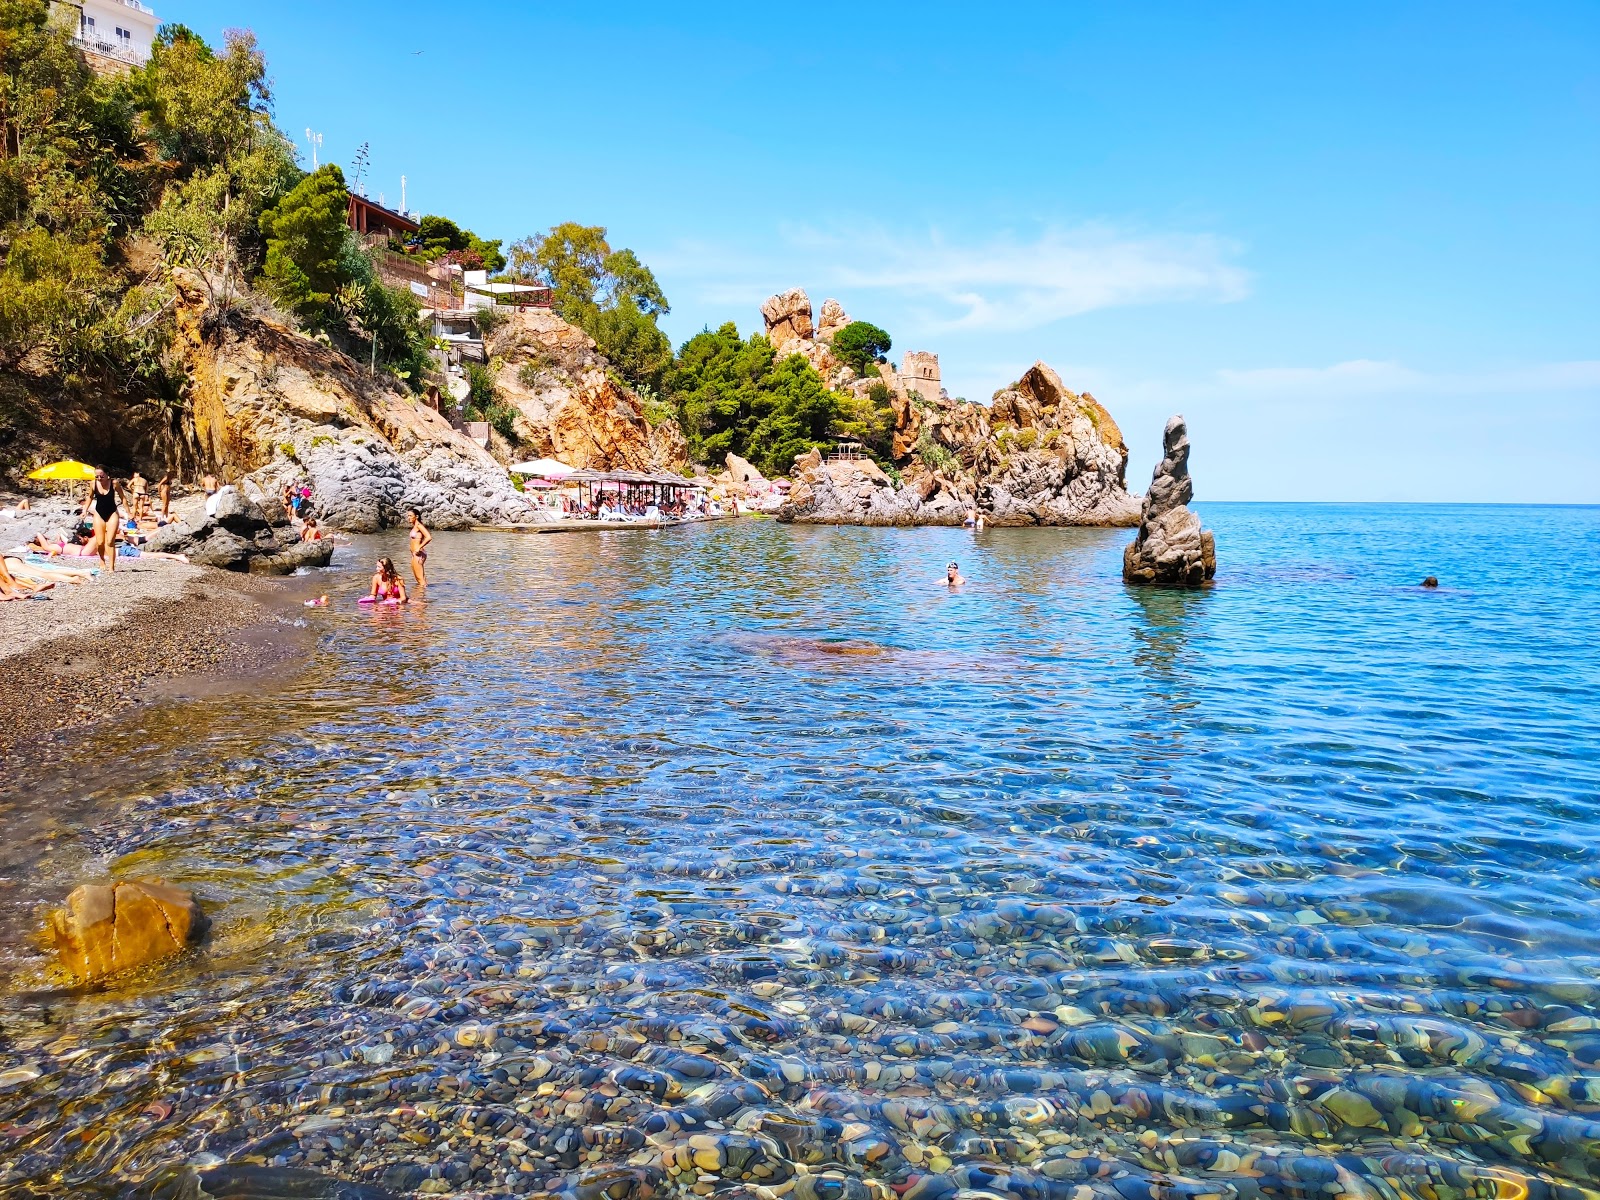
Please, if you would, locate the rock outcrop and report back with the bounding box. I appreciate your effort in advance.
[760,288,815,354]
[780,362,1139,527]
[758,288,840,379]
[485,310,690,474]
[143,489,332,573]
[1122,415,1216,586]
[816,298,851,342]
[172,271,539,532]
[48,879,207,982]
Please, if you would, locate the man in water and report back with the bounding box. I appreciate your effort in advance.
[946,562,966,587]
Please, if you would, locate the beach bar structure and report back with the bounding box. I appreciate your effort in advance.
[563,469,700,517]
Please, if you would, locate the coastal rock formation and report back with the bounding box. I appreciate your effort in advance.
[782,450,971,526]
[780,361,1139,527]
[817,298,851,342]
[760,288,815,354]
[486,310,689,474]
[171,272,538,532]
[143,490,333,573]
[1122,414,1216,586]
[48,880,207,982]
[758,288,838,377]
[725,452,765,485]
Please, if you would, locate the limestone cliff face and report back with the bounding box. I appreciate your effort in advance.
[780,361,1139,527]
[172,272,538,531]
[485,310,689,473]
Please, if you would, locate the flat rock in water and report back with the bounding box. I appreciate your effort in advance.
[49,879,207,982]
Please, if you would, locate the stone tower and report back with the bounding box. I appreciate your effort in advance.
[901,351,941,406]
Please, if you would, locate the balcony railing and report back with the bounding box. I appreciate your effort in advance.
[74,35,150,65]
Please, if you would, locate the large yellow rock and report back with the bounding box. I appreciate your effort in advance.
[48,880,206,982]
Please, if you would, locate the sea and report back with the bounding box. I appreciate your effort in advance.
[1,503,1598,1198]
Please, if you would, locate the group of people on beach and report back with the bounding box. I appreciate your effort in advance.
[0,466,195,600]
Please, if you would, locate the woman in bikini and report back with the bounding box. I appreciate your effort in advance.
[369,556,408,604]
[82,468,125,572]
[407,508,432,589]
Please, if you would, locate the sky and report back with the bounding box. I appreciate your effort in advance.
[157,0,1599,501]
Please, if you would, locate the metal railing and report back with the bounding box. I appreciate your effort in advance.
[74,35,150,65]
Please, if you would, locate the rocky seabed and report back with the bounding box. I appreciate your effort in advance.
[3,784,1599,1199]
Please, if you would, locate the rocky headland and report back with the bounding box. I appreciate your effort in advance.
[1122,414,1217,586]
[767,289,1140,527]
[169,273,541,532]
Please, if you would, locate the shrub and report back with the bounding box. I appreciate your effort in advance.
[473,304,508,335]
[517,362,543,389]
[916,428,959,474]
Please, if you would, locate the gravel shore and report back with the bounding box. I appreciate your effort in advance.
[0,494,313,762]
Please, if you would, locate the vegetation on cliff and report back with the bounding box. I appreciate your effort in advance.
[663,322,893,476]
[0,4,433,473]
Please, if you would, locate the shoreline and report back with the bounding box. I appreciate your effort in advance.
[0,560,312,767]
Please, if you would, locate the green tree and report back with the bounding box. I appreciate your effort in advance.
[138,24,271,172]
[664,323,849,475]
[507,223,671,391]
[590,296,672,393]
[831,320,892,374]
[414,213,505,271]
[258,164,349,320]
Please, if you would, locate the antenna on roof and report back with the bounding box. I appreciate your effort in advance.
[401,175,407,216]
[304,128,322,168]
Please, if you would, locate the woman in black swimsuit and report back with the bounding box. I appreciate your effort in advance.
[83,468,124,572]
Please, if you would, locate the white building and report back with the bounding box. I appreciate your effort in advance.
[57,0,159,68]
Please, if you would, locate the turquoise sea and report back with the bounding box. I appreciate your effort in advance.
[2,503,1599,1198]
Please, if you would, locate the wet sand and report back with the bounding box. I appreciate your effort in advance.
[0,558,312,766]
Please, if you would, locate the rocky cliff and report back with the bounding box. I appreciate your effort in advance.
[780,355,1140,527]
[486,311,689,473]
[172,272,539,531]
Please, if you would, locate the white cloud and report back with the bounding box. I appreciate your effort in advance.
[651,221,1251,334]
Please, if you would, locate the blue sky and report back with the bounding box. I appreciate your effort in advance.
[160,1,1598,501]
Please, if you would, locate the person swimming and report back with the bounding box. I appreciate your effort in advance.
[946,561,966,587]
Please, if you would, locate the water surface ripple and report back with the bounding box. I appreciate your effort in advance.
[3,505,1600,1200]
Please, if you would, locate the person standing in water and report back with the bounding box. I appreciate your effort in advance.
[82,468,125,572]
[407,508,432,589]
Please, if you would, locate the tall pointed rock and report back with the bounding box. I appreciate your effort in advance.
[1123,414,1217,586]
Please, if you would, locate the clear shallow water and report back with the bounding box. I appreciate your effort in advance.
[3,504,1600,1199]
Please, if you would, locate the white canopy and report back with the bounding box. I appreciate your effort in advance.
[509,458,577,477]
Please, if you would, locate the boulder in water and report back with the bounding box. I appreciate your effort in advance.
[1122,414,1216,587]
[48,880,207,982]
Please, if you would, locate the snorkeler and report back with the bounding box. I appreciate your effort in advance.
[945,562,966,587]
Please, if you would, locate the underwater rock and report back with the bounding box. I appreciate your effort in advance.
[48,879,206,982]
[131,1164,396,1199]
[1122,414,1216,587]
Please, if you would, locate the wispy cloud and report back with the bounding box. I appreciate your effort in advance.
[652,221,1251,333]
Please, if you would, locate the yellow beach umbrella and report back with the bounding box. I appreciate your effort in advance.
[27,460,98,482]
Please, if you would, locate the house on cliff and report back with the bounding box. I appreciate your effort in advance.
[52,0,159,71]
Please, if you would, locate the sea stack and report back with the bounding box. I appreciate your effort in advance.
[1122,414,1216,587]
